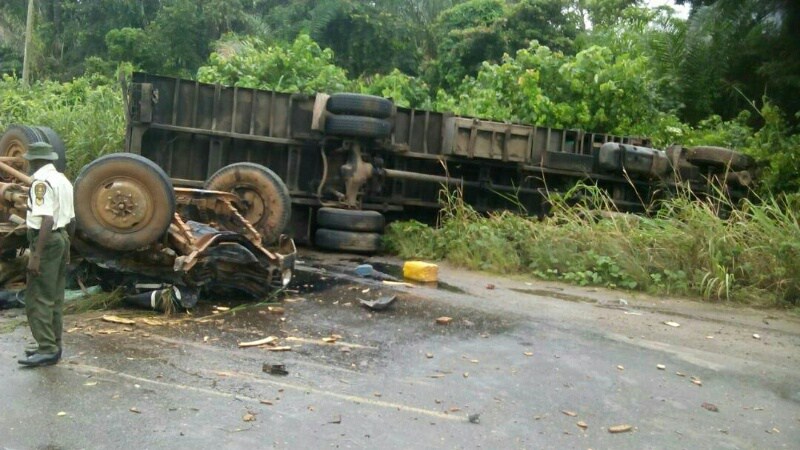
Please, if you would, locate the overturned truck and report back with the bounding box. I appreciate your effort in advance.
[0,125,296,306]
[125,73,756,252]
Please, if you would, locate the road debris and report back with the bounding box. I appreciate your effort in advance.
[657,364,666,370]
[425,352,434,359]
[57,412,67,417]
[702,402,719,412]
[267,306,285,315]
[752,333,761,339]
[664,321,681,328]
[523,352,533,357]
[608,424,633,433]
[259,400,273,405]
[262,363,289,376]
[129,407,141,414]
[359,295,397,311]
[322,335,341,343]
[354,264,398,281]
[561,410,578,417]
[468,414,480,424]
[691,376,703,386]
[617,365,624,371]
[382,280,415,288]
[267,346,292,352]
[242,412,256,422]
[403,261,438,282]
[485,283,495,290]
[238,336,278,348]
[328,415,342,424]
[435,316,453,325]
[101,315,136,325]
[577,421,588,429]
[676,372,686,377]
[463,372,469,378]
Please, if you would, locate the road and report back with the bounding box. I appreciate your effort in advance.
[1,251,798,449]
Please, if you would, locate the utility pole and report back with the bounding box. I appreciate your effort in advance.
[22,0,35,84]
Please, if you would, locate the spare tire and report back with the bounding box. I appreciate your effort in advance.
[0,125,47,179]
[75,153,175,251]
[205,163,291,244]
[325,115,392,139]
[317,207,385,232]
[686,146,754,171]
[35,126,67,173]
[327,93,393,119]
[314,228,382,253]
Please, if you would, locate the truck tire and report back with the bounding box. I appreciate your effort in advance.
[317,207,385,232]
[75,153,176,251]
[314,228,382,253]
[205,162,291,244]
[35,126,67,173]
[327,93,393,119]
[686,146,754,171]
[325,115,392,139]
[0,125,48,179]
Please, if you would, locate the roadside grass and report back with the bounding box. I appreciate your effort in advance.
[0,74,125,180]
[384,184,800,308]
[0,317,26,334]
[64,289,124,315]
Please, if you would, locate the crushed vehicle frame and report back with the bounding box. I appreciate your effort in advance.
[0,126,296,307]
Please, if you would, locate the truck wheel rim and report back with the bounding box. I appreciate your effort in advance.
[233,185,266,224]
[91,177,154,233]
[2,138,28,174]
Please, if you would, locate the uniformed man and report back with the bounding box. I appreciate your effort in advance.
[18,141,75,368]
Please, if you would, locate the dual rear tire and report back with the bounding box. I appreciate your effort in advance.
[314,207,385,253]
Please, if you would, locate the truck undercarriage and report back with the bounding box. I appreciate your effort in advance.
[0,125,296,308]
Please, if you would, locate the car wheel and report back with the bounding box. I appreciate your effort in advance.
[205,162,291,244]
[324,115,392,139]
[314,228,382,253]
[317,207,385,232]
[75,153,176,251]
[326,93,393,119]
[0,125,47,180]
[35,126,68,173]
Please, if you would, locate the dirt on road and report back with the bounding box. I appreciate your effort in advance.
[1,250,798,449]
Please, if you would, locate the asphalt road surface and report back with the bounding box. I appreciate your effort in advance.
[1,251,798,449]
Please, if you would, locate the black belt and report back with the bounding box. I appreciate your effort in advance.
[30,227,66,233]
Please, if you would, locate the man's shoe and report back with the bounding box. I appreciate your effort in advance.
[25,347,62,360]
[18,352,59,367]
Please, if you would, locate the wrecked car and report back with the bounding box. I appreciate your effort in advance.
[0,125,296,310]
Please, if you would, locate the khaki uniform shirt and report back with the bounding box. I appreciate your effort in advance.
[26,164,75,230]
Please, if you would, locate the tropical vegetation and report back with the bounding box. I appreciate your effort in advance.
[1,0,798,305]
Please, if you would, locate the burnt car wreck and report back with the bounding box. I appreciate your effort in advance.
[0,125,296,310]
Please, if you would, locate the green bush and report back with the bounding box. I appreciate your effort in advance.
[0,74,125,179]
[384,184,800,307]
[197,34,350,94]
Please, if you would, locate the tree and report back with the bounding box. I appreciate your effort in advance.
[196,34,350,94]
[677,0,800,124]
[435,41,669,135]
[424,0,508,90]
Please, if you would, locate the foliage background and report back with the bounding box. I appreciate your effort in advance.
[1,0,797,190]
[0,1,798,305]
